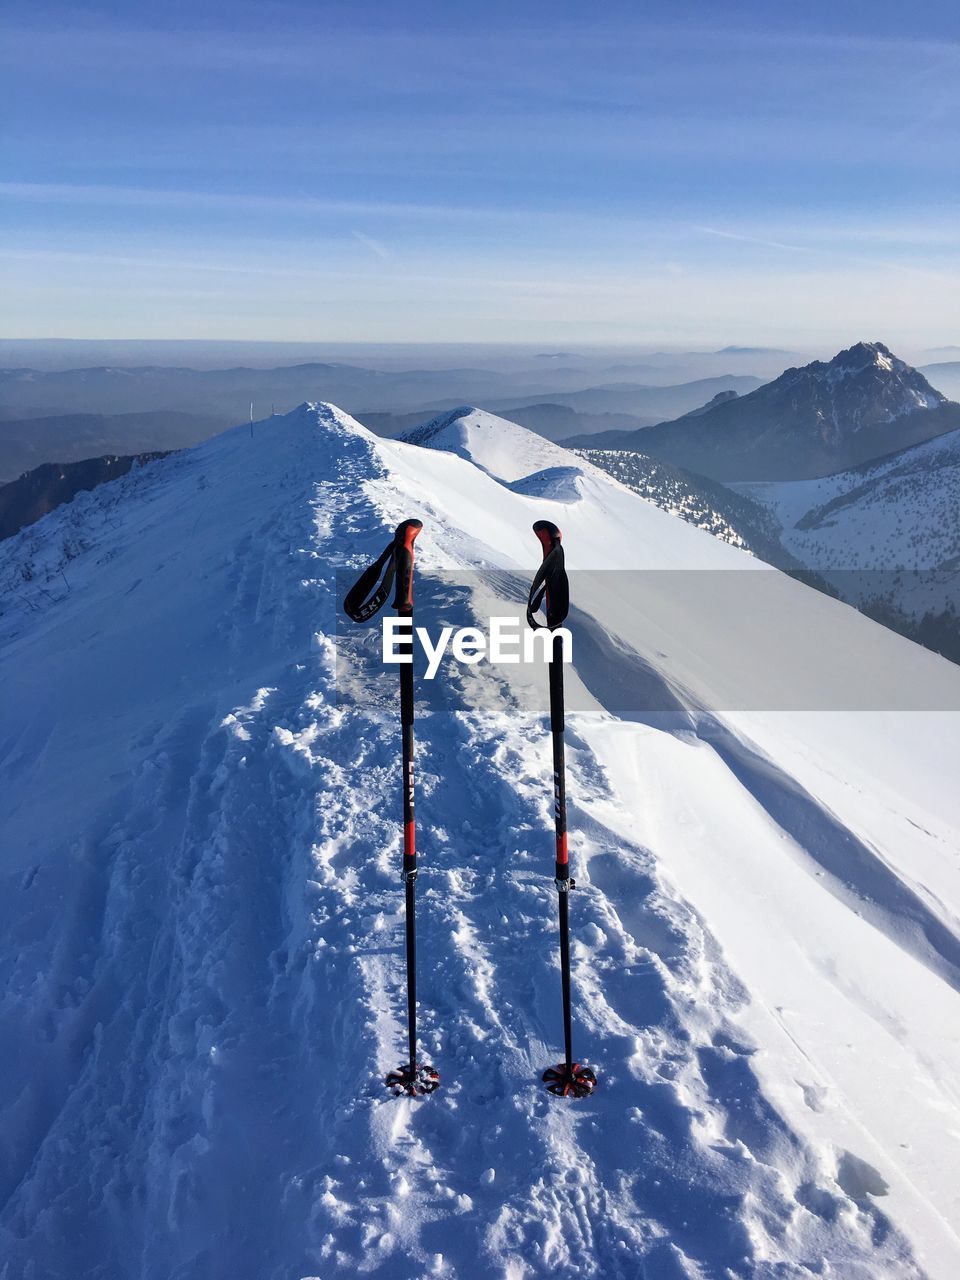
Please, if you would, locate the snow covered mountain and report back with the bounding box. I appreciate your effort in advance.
[576,434,959,666]
[574,343,960,481]
[2,402,960,1278]
[402,404,579,482]
[738,427,960,657]
[575,447,798,566]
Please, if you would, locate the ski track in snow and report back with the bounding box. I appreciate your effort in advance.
[0,403,954,1278]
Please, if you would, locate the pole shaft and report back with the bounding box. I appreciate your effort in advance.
[549,632,567,880]
[558,890,573,1072]
[399,611,417,1067]
[405,874,417,1067]
[550,648,567,880]
[548,631,573,1074]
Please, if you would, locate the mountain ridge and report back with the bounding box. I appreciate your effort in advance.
[563,342,960,480]
[2,402,960,1277]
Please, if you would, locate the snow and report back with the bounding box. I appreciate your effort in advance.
[739,430,960,571]
[785,342,946,425]
[574,449,761,553]
[823,344,898,383]
[737,428,960,620]
[1,402,959,1278]
[402,406,579,484]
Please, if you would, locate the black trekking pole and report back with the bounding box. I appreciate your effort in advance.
[527,520,597,1099]
[344,518,439,1097]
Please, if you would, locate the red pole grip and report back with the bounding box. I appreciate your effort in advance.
[533,519,562,560]
[393,518,422,614]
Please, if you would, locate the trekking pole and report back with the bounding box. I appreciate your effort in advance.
[527,520,597,1099]
[344,518,439,1097]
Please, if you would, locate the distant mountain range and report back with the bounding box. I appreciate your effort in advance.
[0,362,554,419]
[363,376,762,443]
[482,374,764,422]
[0,361,770,444]
[3,341,957,531]
[565,344,960,663]
[0,411,226,482]
[917,362,960,403]
[0,363,770,475]
[564,343,960,481]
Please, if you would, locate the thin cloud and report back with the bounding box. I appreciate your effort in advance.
[15,181,955,249]
[350,231,391,261]
[693,225,813,254]
[692,222,949,282]
[0,181,516,223]
[5,18,956,67]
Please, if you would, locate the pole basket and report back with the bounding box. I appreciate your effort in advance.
[385,1062,441,1097]
[542,1062,597,1099]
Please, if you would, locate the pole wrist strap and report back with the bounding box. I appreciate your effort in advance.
[343,538,398,623]
[527,544,569,631]
[344,519,422,624]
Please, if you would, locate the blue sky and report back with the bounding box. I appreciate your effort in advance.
[2,0,958,345]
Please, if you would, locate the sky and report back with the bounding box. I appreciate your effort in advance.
[1,0,959,347]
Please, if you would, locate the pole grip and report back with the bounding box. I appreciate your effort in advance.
[533,519,562,559]
[393,519,422,614]
[528,521,568,631]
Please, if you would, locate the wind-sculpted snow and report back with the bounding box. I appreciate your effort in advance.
[507,466,586,502]
[1,402,959,1278]
[402,405,578,484]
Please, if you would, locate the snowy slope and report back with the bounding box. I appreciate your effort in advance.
[739,428,960,573]
[402,405,579,483]
[2,403,960,1279]
[738,429,960,632]
[574,447,793,564]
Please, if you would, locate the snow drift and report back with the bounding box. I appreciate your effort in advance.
[1,402,959,1279]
